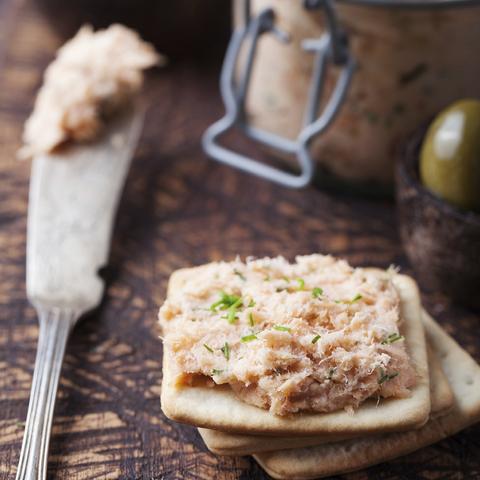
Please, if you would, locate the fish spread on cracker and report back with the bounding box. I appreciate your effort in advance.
[159,255,416,416]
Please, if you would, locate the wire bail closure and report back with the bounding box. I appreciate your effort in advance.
[202,0,356,188]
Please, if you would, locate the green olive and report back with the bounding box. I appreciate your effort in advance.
[420,99,480,211]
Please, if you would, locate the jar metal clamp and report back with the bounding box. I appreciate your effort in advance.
[202,0,356,188]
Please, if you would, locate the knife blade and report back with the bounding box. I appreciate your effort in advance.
[16,104,144,480]
[27,105,143,311]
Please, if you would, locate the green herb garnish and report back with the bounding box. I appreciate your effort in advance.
[212,369,224,376]
[338,293,363,304]
[273,325,291,333]
[264,275,270,281]
[210,291,241,311]
[248,312,255,327]
[378,368,399,384]
[227,297,242,324]
[311,334,321,344]
[241,333,258,343]
[203,343,214,353]
[381,333,404,345]
[248,299,256,307]
[312,287,323,298]
[234,269,246,281]
[210,291,246,324]
[296,278,305,291]
[221,342,230,361]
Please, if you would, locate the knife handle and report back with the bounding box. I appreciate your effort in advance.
[15,307,78,480]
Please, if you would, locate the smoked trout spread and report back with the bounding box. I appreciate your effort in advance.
[19,24,162,158]
[159,255,416,416]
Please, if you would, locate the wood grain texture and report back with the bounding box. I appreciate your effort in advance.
[0,0,479,478]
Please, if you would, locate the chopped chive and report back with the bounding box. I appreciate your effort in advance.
[381,333,404,345]
[311,334,321,344]
[234,269,246,281]
[203,343,214,353]
[264,275,270,281]
[282,276,290,282]
[276,287,288,292]
[312,287,323,298]
[218,295,243,324]
[378,368,399,384]
[248,299,256,307]
[210,291,241,311]
[248,312,255,327]
[230,297,242,307]
[210,297,225,311]
[337,293,363,304]
[273,325,291,333]
[226,310,238,324]
[227,297,242,324]
[230,297,242,310]
[241,333,258,343]
[296,278,305,291]
[212,369,224,376]
[220,342,230,361]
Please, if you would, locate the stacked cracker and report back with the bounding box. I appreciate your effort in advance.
[160,266,480,479]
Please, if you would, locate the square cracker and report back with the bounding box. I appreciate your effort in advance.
[161,271,430,436]
[253,312,480,479]
[198,341,453,456]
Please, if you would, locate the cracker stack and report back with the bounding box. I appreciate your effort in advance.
[160,270,480,479]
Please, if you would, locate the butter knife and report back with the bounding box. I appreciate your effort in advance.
[16,105,144,480]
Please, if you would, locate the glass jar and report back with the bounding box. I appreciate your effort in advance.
[204,0,480,192]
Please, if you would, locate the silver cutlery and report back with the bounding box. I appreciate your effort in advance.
[15,105,144,480]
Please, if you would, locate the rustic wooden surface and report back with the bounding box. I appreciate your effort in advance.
[1,1,480,479]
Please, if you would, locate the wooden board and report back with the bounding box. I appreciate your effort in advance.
[0,1,479,478]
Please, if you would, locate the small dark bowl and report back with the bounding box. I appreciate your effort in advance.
[396,129,480,310]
